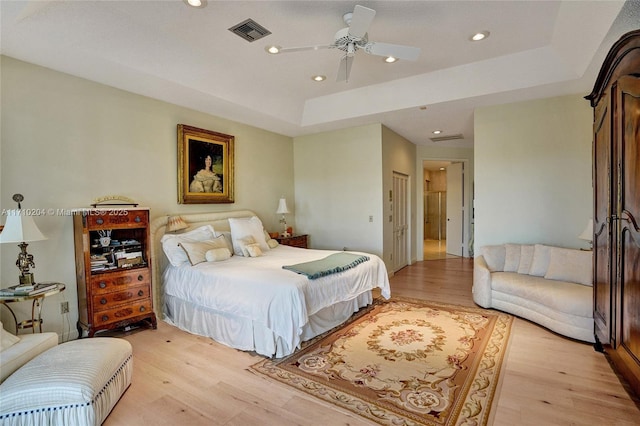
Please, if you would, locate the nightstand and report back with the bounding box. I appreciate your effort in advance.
[275,234,308,249]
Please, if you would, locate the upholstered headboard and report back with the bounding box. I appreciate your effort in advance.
[149,210,257,318]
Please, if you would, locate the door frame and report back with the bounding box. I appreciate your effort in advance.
[417,158,471,260]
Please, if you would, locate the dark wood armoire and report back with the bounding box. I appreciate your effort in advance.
[585,29,640,397]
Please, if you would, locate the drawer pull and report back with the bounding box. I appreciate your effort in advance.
[137,275,144,281]
[102,315,109,322]
[140,306,146,312]
[100,298,107,305]
[99,281,107,289]
[138,290,144,297]
[96,218,104,225]
[134,216,141,223]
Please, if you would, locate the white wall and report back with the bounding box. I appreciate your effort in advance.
[474,94,592,251]
[415,145,474,259]
[0,56,294,341]
[293,124,384,258]
[382,126,417,266]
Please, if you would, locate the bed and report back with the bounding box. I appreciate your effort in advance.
[150,210,390,358]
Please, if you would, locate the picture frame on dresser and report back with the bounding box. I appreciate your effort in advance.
[178,124,235,204]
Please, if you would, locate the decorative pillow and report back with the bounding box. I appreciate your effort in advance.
[529,244,552,276]
[178,235,229,265]
[545,247,593,286]
[481,245,506,272]
[205,247,232,262]
[517,245,535,274]
[503,244,521,272]
[1,321,20,352]
[245,243,263,257]
[237,236,256,257]
[228,216,270,256]
[161,225,216,267]
[267,238,279,249]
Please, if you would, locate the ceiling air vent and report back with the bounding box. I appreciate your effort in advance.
[430,134,464,143]
[228,19,271,42]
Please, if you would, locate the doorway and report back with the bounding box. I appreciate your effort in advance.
[423,161,463,260]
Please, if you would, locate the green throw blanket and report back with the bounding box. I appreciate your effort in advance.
[282,252,370,280]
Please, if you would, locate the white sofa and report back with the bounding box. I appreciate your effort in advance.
[473,243,595,343]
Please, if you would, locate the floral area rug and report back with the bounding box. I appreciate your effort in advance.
[249,298,513,425]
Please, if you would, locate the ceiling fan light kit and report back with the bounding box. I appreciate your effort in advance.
[267,5,421,82]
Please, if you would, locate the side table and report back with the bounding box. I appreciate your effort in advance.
[0,283,66,334]
[275,234,308,249]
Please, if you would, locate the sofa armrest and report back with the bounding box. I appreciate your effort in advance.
[473,255,492,308]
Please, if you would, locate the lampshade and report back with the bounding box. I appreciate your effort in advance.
[276,198,290,214]
[166,215,188,233]
[0,211,47,243]
[578,219,594,242]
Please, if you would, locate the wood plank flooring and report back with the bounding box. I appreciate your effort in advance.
[105,259,640,425]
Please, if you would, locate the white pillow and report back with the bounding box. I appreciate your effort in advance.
[545,247,593,286]
[267,238,279,249]
[161,225,216,267]
[517,245,535,274]
[529,244,552,276]
[205,247,232,262]
[503,244,521,272]
[245,243,263,257]
[1,321,20,352]
[179,235,230,265]
[228,216,270,256]
[481,245,506,272]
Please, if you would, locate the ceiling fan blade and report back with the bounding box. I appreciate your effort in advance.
[348,5,376,39]
[336,55,353,82]
[277,45,332,54]
[364,42,421,61]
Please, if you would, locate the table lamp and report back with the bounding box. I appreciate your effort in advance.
[0,194,47,284]
[578,219,594,250]
[276,197,290,237]
[166,215,188,233]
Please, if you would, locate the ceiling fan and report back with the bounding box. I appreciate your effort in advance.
[269,5,421,82]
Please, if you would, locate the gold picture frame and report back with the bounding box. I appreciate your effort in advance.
[178,124,234,204]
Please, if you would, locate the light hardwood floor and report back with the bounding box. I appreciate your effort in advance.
[105,259,640,425]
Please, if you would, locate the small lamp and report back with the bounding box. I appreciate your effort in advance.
[578,219,594,249]
[166,215,188,233]
[0,194,47,284]
[276,197,290,237]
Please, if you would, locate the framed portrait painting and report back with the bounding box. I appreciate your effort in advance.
[178,124,235,204]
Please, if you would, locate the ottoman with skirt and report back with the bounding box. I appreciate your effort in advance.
[0,338,132,426]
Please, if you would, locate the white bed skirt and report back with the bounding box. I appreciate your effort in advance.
[164,291,373,358]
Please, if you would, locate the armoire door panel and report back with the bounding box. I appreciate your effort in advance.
[593,94,613,344]
[616,75,640,368]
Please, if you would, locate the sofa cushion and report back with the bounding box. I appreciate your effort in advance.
[517,245,535,274]
[504,244,522,272]
[491,272,593,318]
[481,245,506,272]
[545,247,593,286]
[0,332,58,383]
[529,244,552,276]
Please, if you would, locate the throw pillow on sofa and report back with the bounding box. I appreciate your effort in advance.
[545,247,593,286]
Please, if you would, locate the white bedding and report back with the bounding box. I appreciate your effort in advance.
[163,245,390,357]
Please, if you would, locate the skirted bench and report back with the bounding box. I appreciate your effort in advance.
[0,338,132,425]
[473,243,594,343]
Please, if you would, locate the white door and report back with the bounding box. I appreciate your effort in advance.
[446,162,464,256]
[392,172,409,272]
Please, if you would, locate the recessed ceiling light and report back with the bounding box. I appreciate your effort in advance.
[471,31,490,42]
[439,167,446,171]
[265,45,281,54]
[312,75,326,82]
[184,0,206,7]
[384,56,397,63]
[432,130,442,134]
